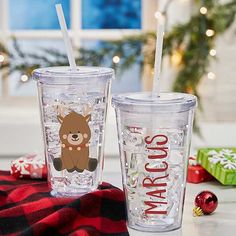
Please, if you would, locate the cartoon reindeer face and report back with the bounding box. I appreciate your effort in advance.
[56,104,92,147]
[58,112,91,146]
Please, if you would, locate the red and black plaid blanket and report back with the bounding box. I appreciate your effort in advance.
[0,171,128,236]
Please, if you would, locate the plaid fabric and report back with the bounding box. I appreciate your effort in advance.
[0,171,128,236]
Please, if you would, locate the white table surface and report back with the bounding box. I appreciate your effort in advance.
[1,156,236,236]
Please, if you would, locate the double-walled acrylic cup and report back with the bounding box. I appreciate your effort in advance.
[33,66,114,197]
[112,92,197,232]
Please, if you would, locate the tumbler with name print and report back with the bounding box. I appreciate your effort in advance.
[112,92,197,232]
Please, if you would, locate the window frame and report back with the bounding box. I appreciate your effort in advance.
[0,0,157,98]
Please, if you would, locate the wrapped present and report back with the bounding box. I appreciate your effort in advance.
[10,153,47,179]
[187,156,214,183]
[197,148,236,185]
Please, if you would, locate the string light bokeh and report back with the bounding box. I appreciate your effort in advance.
[0,54,5,63]
[20,74,29,82]
[155,3,217,83]
[112,56,120,64]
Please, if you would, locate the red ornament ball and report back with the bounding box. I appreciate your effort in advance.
[195,190,218,214]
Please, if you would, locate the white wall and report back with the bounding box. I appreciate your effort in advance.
[198,21,236,121]
[0,99,236,157]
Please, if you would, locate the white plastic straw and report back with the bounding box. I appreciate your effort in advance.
[55,4,77,70]
[152,15,165,97]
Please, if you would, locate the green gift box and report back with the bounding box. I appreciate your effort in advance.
[197,148,236,185]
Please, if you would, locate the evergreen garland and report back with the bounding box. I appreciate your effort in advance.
[0,0,235,117]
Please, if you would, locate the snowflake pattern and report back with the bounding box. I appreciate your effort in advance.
[208,150,219,156]
[232,154,236,161]
[221,149,234,156]
[208,155,227,164]
[222,160,236,170]
[208,149,236,170]
[11,153,46,179]
[28,156,45,169]
[11,157,30,175]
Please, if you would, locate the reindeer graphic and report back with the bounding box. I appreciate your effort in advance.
[53,105,98,173]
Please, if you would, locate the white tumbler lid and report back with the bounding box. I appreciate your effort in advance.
[112,92,197,113]
[32,66,114,85]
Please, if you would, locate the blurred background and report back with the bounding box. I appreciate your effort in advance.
[0,0,236,161]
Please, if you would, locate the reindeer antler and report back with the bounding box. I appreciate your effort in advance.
[54,103,67,117]
[82,104,92,116]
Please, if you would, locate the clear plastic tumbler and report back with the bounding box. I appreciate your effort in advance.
[33,66,113,197]
[112,92,197,232]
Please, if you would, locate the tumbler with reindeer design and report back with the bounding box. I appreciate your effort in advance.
[33,66,113,196]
